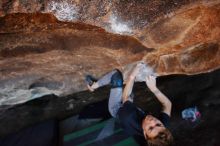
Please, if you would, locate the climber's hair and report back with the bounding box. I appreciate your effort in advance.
[146,128,174,146]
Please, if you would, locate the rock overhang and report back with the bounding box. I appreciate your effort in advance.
[0,0,220,106]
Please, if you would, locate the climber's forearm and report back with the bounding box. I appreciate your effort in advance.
[122,75,135,103]
[151,87,172,116]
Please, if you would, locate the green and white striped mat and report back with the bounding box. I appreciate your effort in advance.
[63,118,139,146]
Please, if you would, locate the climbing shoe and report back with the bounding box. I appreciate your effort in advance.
[85,75,97,86]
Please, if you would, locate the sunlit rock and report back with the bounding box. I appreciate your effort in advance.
[0,0,220,106]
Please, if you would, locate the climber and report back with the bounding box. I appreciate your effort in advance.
[86,62,173,146]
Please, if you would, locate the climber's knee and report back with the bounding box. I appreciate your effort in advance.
[110,69,123,88]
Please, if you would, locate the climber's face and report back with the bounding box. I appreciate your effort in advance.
[142,115,166,139]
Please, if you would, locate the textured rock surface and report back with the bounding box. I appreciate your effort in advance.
[0,13,152,105]
[0,1,220,144]
[0,1,220,106]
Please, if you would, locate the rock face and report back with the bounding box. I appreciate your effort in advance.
[0,0,220,106]
[0,0,220,143]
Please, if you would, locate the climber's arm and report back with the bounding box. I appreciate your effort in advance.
[145,75,172,116]
[122,74,135,103]
[122,63,143,103]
